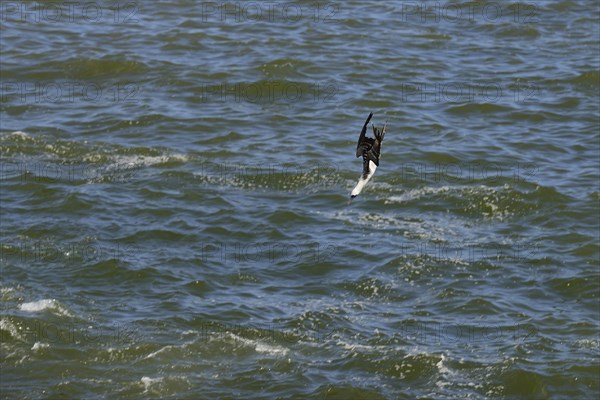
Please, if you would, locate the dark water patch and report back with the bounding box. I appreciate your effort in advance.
[5,57,150,81]
[570,70,600,88]
[499,368,549,399]
[445,103,514,115]
[194,130,245,144]
[546,276,599,302]
[319,385,387,400]
[120,228,196,244]
[496,25,541,39]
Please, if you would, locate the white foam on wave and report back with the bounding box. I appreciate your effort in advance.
[19,299,72,317]
[227,333,289,356]
[0,318,21,340]
[31,342,49,351]
[144,345,174,360]
[20,299,56,312]
[141,376,163,393]
[336,339,398,354]
[77,152,189,183]
[385,184,504,205]
[386,186,453,204]
[574,338,599,349]
[323,208,456,243]
[436,353,452,375]
[386,184,516,220]
[432,352,488,395]
[255,342,288,356]
[0,286,16,298]
[6,131,31,139]
[111,153,188,168]
[143,340,197,360]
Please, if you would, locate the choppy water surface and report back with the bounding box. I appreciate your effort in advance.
[1,1,599,399]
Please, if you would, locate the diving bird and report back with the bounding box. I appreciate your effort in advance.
[350,112,387,200]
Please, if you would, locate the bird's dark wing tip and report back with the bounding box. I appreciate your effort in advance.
[355,112,375,157]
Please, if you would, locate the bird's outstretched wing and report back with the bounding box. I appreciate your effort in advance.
[373,121,386,143]
[366,121,387,166]
[356,112,374,158]
[356,113,386,167]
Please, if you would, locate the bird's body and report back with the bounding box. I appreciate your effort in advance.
[350,112,387,200]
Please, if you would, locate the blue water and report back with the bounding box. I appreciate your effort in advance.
[1,1,599,399]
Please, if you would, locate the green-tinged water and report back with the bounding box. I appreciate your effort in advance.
[1,1,599,399]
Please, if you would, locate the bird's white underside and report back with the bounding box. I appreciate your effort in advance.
[351,160,377,197]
